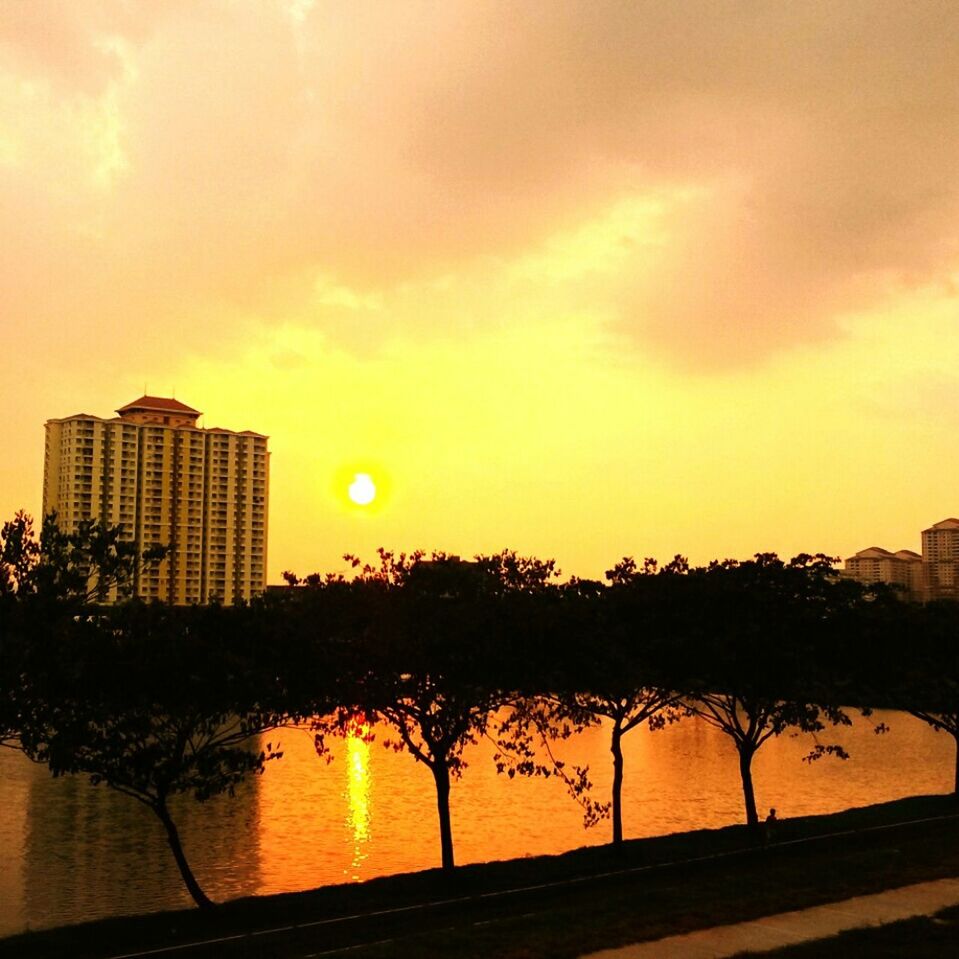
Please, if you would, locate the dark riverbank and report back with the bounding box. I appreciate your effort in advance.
[3,794,959,959]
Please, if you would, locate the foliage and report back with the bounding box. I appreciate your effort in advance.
[352,551,528,870]
[684,553,868,828]
[22,603,283,909]
[889,600,959,796]
[1,510,164,605]
[1,511,164,751]
[293,549,560,871]
[8,513,959,909]
[497,557,688,845]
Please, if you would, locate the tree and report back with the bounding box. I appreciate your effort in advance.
[498,557,687,847]
[23,603,283,909]
[685,554,859,829]
[0,513,33,748]
[329,549,547,872]
[1,511,163,751]
[897,601,959,797]
[1,511,162,605]
[258,569,369,766]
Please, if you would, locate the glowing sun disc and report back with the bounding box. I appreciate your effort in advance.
[348,472,376,506]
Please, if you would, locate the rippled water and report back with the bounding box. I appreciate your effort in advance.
[0,709,953,936]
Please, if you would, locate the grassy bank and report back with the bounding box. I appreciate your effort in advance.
[3,794,959,958]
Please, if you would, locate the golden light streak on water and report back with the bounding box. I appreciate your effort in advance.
[344,728,372,879]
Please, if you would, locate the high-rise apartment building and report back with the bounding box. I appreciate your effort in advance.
[43,396,268,605]
[921,518,959,601]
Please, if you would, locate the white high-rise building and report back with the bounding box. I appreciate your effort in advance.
[43,396,268,605]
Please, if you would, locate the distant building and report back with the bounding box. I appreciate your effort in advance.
[842,546,923,600]
[43,396,268,605]
[921,518,959,601]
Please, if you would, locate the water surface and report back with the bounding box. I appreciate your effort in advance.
[0,710,952,936]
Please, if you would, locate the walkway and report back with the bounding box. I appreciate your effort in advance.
[581,876,959,958]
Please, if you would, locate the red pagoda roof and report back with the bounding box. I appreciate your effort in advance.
[116,395,201,416]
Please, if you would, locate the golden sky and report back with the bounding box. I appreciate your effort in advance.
[2,1,958,581]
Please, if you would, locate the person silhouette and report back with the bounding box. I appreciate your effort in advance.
[764,807,778,849]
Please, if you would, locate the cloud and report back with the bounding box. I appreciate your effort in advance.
[1,1,957,371]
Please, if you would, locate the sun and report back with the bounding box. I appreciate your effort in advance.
[347,472,377,506]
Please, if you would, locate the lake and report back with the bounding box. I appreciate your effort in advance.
[0,709,953,937]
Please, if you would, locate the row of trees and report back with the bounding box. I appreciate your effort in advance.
[2,512,958,911]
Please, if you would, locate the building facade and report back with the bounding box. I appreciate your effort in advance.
[842,547,923,599]
[43,396,268,605]
[843,518,959,602]
[921,518,959,601]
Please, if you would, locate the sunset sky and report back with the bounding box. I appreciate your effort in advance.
[2,1,958,582]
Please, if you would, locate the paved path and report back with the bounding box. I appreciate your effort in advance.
[581,876,959,958]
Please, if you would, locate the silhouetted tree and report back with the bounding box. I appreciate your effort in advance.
[259,571,372,766]
[686,554,860,829]
[2,511,162,605]
[897,601,959,797]
[336,549,545,872]
[1,511,163,750]
[25,603,282,910]
[498,557,688,847]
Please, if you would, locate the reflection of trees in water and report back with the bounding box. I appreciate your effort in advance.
[21,752,261,932]
[0,751,30,938]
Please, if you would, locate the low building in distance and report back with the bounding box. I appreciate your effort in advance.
[43,396,268,605]
[843,518,959,602]
[842,546,923,600]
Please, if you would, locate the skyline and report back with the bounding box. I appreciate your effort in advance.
[3,1,959,582]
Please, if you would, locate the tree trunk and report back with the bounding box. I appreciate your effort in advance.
[154,799,214,910]
[432,762,455,872]
[738,745,759,830]
[611,722,624,847]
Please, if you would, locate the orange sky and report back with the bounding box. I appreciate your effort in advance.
[2,1,958,582]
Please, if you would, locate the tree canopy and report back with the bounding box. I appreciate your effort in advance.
[6,510,959,912]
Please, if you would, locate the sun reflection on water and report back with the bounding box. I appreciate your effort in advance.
[345,726,371,879]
